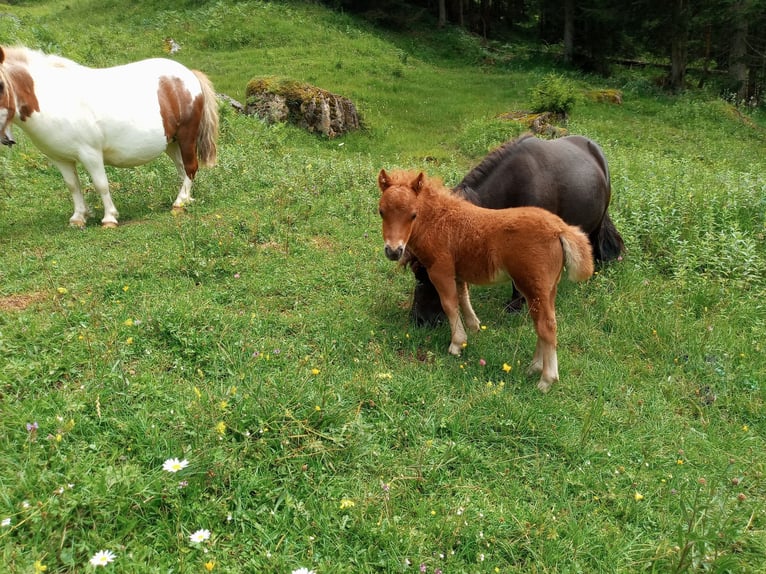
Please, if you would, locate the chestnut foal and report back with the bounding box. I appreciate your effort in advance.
[378,169,593,392]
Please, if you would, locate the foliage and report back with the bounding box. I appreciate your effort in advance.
[1,1,766,573]
[529,73,581,116]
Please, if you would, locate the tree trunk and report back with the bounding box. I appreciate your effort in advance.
[729,0,749,102]
[669,0,688,92]
[438,0,447,28]
[563,0,574,63]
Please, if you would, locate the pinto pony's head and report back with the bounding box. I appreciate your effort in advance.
[377,169,427,262]
[0,46,17,146]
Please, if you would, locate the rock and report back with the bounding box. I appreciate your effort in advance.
[497,110,568,138]
[245,77,361,137]
[585,89,623,104]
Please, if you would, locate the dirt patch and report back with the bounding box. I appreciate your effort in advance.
[0,291,47,311]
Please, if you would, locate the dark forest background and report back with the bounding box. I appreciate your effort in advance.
[325,0,766,105]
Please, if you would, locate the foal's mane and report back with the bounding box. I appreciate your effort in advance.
[457,132,535,191]
[389,169,454,200]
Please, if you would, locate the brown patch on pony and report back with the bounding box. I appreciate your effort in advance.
[7,64,40,121]
[157,75,202,178]
[0,59,40,125]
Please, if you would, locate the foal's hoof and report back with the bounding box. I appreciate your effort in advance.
[536,379,555,393]
[171,205,187,214]
[102,221,118,229]
[448,343,463,356]
[69,219,86,229]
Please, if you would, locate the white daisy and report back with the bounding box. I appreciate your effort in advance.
[162,458,189,473]
[1,518,10,527]
[189,528,211,544]
[89,549,116,566]
[291,569,316,574]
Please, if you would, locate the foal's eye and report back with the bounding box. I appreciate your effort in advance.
[378,209,384,218]
[411,213,417,220]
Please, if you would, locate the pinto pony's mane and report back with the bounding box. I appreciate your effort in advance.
[1,46,78,69]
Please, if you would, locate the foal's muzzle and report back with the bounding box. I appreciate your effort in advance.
[385,245,404,261]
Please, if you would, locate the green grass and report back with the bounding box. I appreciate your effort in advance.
[1,1,766,572]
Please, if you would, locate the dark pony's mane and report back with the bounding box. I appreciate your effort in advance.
[457,133,535,192]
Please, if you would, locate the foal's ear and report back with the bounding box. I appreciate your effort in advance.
[412,172,425,194]
[378,169,391,192]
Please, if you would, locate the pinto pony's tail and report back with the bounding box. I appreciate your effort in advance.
[193,70,219,168]
[560,226,595,282]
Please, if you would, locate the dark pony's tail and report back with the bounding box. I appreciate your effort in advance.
[591,212,625,263]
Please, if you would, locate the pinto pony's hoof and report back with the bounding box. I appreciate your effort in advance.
[102,221,119,229]
[171,205,187,215]
[69,220,86,229]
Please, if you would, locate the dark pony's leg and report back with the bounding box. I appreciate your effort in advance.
[505,284,526,313]
[410,262,447,326]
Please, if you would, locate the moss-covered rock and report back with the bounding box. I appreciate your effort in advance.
[584,89,623,105]
[245,77,361,138]
[497,110,568,138]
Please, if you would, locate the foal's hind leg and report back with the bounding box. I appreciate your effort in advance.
[523,284,560,393]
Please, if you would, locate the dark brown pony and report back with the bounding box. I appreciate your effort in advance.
[378,168,594,392]
[410,133,623,325]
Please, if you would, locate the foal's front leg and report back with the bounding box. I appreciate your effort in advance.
[429,270,467,355]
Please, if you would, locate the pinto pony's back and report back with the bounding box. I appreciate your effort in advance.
[378,169,593,392]
[0,45,219,227]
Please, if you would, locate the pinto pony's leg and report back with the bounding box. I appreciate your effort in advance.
[457,281,481,332]
[79,155,119,227]
[51,159,91,227]
[166,142,194,210]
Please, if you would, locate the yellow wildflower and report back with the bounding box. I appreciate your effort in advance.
[204,561,215,571]
[339,498,355,510]
[502,363,512,373]
[215,421,226,435]
[634,492,644,501]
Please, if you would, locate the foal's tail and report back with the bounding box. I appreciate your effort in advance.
[560,226,595,282]
[193,70,219,168]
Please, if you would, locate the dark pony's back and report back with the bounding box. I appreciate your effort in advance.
[455,134,623,262]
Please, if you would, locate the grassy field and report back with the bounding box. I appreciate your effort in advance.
[1,1,766,572]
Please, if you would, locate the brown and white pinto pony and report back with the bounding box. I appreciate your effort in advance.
[0,46,218,227]
[378,169,594,392]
